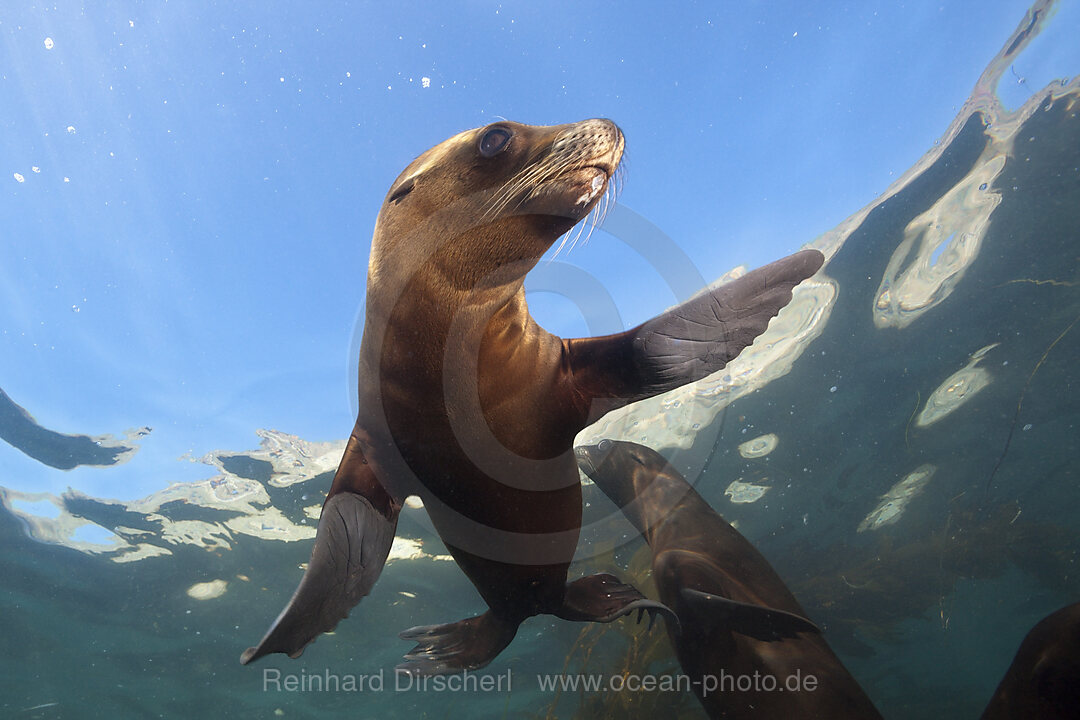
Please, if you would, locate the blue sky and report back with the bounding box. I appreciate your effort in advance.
[1,0,1073,499]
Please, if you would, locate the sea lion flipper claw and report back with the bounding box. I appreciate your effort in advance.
[680,588,820,641]
[239,491,399,665]
[555,573,679,631]
[397,611,519,676]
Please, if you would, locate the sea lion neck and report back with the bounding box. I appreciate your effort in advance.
[363,241,534,338]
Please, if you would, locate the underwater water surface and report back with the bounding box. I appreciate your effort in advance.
[2,1,1079,719]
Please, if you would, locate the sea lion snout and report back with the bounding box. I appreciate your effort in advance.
[574,445,599,475]
[550,118,624,175]
[574,439,620,477]
[552,119,624,210]
[490,117,623,225]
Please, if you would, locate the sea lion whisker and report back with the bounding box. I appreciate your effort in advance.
[487,158,570,219]
[584,212,602,247]
[550,233,571,260]
[533,156,576,187]
[574,203,601,252]
[499,163,559,216]
[566,225,584,255]
[606,164,624,209]
[500,141,612,220]
[551,209,590,259]
[548,154,621,256]
[550,127,576,154]
[536,153,587,187]
[577,183,612,251]
[596,185,613,227]
[553,213,588,258]
[594,185,613,230]
[484,179,524,221]
[485,183,529,222]
[572,206,598,253]
[506,161,552,191]
[570,204,596,253]
[489,157,578,221]
[485,163,553,219]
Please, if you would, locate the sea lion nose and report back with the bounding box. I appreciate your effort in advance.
[574,445,598,474]
[553,119,624,170]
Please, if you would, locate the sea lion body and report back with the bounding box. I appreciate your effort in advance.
[350,120,648,641]
[242,119,825,674]
[577,440,882,719]
[981,601,1080,720]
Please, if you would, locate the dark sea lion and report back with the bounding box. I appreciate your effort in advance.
[576,440,882,719]
[241,118,825,674]
[981,601,1080,720]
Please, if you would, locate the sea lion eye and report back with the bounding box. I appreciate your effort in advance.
[478,127,512,157]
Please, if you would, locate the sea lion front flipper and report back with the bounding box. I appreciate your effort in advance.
[240,435,400,665]
[397,611,520,676]
[567,249,824,418]
[681,588,820,641]
[556,573,679,631]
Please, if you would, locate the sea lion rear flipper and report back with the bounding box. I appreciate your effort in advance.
[397,611,519,676]
[681,588,820,641]
[240,435,400,665]
[556,573,679,631]
[567,249,824,417]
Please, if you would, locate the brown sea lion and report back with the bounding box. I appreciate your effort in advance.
[240,118,825,674]
[981,601,1080,720]
[576,439,882,718]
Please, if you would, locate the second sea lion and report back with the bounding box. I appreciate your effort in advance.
[576,439,882,718]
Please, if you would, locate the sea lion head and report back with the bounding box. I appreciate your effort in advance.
[368,119,624,294]
[576,439,666,509]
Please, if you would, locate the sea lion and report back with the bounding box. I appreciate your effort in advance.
[981,601,1080,720]
[241,118,825,674]
[576,440,882,719]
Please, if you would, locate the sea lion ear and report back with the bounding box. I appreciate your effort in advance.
[388,176,416,204]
